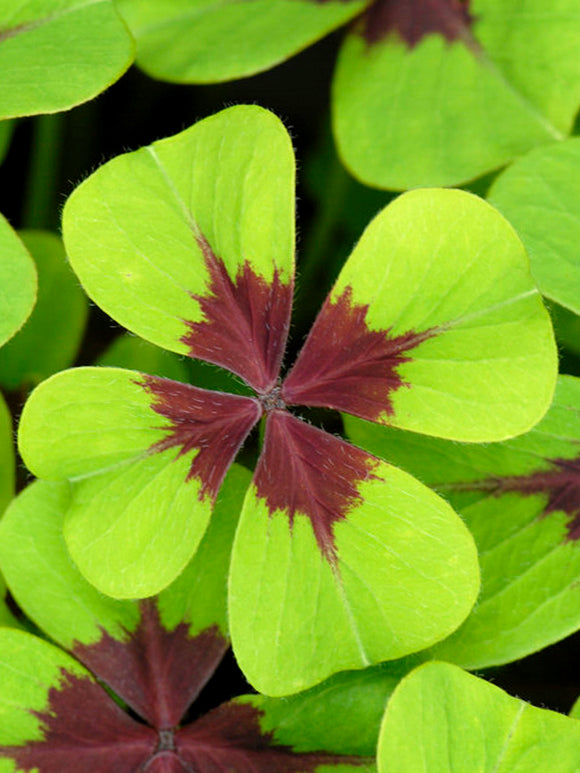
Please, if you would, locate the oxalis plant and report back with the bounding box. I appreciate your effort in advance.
[16,105,559,698]
[1,2,580,771]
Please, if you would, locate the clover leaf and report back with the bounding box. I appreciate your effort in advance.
[378,661,580,773]
[346,375,580,670]
[116,0,580,189]
[0,0,133,120]
[19,105,557,694]
[0,472,375,773]
[488,137,580,315]
[0,214,37,349]
[0,231,88,391]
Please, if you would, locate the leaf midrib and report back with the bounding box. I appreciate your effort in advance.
[0,0,107,44]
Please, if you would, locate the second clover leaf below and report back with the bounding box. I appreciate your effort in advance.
[19,105,557,695]
[0,475,374,773]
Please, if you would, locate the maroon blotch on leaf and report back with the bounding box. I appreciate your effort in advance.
[72,599,229,729]
[140,374,260,500]
[254,410,380,562]
[1,671,155,773]
[360,0,475,47]
[182,234,293,393]
[463,456,580,542]
[177,701,369,773]
[1,601,370,772]
[282,285,437,422]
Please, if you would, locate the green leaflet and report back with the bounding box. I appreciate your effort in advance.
[247,661,410,758]
[116,0,366,83]
[571,696,580,720]
[378,662,580,772]
[488,137,580,315]
[19,367,167,480]
[0,214,37,348]
[0,0,133,119]
[62,105,295,367]
[229,457,479,695]
[333,0,580,189]
[346,375,580,669]
[0,231,88,391]
[17,367,253,597]
[331,188,556,441]
[0,392,13,515]
[0,466,250,649]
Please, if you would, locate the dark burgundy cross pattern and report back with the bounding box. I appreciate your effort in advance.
[1,600,370,772]
[139,234,439,563]
[315,0,475,47]
[460,456,580,542]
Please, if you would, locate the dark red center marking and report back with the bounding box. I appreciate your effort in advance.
[359,0,475,47]
[254,410,381,562]
[182,234,293,394]
[1,599,370,771]
[282,285,437,423]
[140,375,260,501]
[461,456,580,542]
[176,701,369,772]
[72,599,228,729]
[2,671,155,773]
[313,0,474,46]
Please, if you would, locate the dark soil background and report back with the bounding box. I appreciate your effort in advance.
[1,29,579,715]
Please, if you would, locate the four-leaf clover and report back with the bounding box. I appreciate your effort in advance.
[19,105,557,694]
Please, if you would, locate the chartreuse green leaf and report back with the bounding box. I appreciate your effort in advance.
[62,105,295,392]
[0,0,133,119]
[488,137,580,314]
[346,375,580,669]
[571,696,580,719]
[0,121,13,164]
[0,231,88,391]
[0,214,36,348]
[116,0,366,83]
[0,393,13,515]
[284,188,556,442]
[18,367,260,597]
[333,0,580,189]
[229,412,479,696]
[379,662,580,773]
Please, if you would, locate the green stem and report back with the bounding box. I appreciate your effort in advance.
[22,113,63,230]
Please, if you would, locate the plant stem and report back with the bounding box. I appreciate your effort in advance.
[22,113,63,230]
